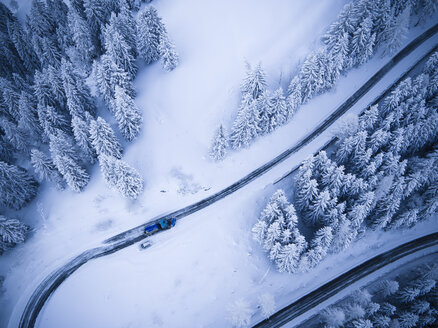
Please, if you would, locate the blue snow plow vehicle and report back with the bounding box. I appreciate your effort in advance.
[144,218,176,236]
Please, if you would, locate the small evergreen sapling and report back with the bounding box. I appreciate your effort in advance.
[209,124,228,161]
[227,298,253,328]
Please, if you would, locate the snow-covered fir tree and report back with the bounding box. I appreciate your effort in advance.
[89,117,123,159]
[0,215,28,255]
[136,6,164,64]
[71,115,97,164]
[267,87,288,132]
[241,63,267,100]
[159,33,179,71]
[286,76,302,118]
[67,9,95,67]
[112,85,142,141]
[0,161,38,210]
[30,148,64,189]
[253,190,307,273]
[93,53,135,106]
[49,131,89,192]
[381,6,410,57]
[99,154,144,199]
[230,94,260,149]
[103,20,137,77]
[227,298,253,328]
[350,17,376,67]
[209,124,229,161]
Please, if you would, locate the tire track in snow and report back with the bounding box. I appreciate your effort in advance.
[18,23,438,328]
[252,233,438,328]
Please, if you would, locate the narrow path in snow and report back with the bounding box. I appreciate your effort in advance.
[17,23,438,328]
[252,233,438,328]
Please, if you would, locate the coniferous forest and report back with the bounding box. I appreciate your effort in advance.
[0,0,179,254]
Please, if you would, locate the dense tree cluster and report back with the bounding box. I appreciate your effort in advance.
[215,0,436,158]
[315,263,437,328]
[0,0,179,253]
[254,50,438,272]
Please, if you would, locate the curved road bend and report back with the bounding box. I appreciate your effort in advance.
[18,24,438,328]
[253,232,438,328]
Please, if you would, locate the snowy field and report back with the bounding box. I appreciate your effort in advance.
[1,0,438,327]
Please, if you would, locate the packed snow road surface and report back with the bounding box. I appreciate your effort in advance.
[18,23,438,328]
[252,232,438,328]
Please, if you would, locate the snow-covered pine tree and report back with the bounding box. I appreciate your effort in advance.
[18,91,42,141]
[71,115,97,164]
[0,161,38,210]
[306,190,334,226]
[0,215,28,255]
[49,130,89,192]
[61,58,96,119]
[109,2,137,57]
[136,6,164,64]
[230,94,260,149]
[67,10,95,67]
[93,54,135,106]
[30,148,64,189]
[0,117,29,152]
[89,117,123,159]
[397,312,419,328]
[310,226,333,253]
[320,306,346,328]
[159,33,179,72]
[286,76,302,118]
[381,6,410,57]
[103,21,137,78]
[267,87,288,132]
[99,154,144,199]
[256,91,271,135]
[112,85,142,141]
[83,0,112,53]
[351,16,376,66]
[241,63,267,100]
[209,124,228,161]
[379,279,400,298]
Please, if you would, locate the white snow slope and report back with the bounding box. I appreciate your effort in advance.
[1,0,438,327]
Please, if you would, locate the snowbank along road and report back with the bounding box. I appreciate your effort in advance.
[252,232,438,328]
[17,23,438,328]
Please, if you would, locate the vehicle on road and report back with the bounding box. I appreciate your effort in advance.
[144,218,176,236]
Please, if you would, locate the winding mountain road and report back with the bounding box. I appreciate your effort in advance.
[17,23,438,328]
[253,232,438,328]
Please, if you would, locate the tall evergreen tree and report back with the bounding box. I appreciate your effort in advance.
[99,154,144,199]
[136,6,164,64]
[71,115,97,164]
[0,161,38,210]
[49,130,89,192]
[30,148,64,189]
[230,94,260,149]
[103,23,137,77]
[268,87,288,132]
[112,85,142,141]
[209,124,228,161]
[381,6,410,57]
[0,215,28,255]
[159,33,179,72]
[89,117,123,159]
[67,10,95,66]
[241,63,267,100]
[351,17,376,66]
[286,76,302,118]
